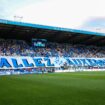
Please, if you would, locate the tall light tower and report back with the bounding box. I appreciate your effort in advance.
[14,15,23,22]
[96,27,105,33]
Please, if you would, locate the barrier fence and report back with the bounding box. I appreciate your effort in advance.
[0,56,105,75]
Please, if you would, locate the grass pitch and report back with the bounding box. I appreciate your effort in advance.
[0,72,105,105]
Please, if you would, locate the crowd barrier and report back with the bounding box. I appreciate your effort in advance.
[0,56,105,75]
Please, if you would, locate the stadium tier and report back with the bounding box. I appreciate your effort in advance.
[0,19,105,75]
[0,39,105,57]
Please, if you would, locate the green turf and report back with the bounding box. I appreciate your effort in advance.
[0,71,105,105]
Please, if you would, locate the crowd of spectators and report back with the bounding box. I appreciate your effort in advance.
[0,39,105,58]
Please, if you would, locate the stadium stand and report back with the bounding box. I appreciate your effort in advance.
[0,39,105,58]
[0,19,105,75]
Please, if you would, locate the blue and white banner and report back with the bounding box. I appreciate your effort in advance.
[0,56,105,69]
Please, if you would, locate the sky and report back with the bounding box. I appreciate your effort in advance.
[0,0,105,33]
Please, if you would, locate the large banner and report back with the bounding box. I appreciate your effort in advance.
[0,56,105,69]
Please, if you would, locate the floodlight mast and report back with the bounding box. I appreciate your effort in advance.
[96,27,105,33]
[14,15,23,22]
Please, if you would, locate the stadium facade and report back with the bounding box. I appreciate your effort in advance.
[0,19,105,75]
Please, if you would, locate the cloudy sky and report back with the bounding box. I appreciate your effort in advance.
[0,0,105,33]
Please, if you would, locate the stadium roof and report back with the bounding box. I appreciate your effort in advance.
[0,19,105,46]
